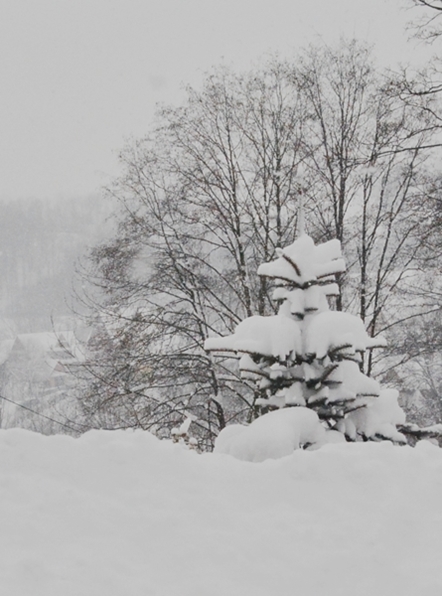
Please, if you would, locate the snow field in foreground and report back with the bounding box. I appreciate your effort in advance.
[0,429,441,596]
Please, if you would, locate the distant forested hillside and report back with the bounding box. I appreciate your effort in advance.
[0,195,113,335]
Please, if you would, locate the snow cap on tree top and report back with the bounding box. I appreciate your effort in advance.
[258,235,345,286]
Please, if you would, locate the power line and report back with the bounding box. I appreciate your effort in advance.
[0,393,85,434]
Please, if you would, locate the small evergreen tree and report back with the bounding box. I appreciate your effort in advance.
[205,230,408,459]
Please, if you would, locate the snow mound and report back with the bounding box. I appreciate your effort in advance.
[1,428,442,596]
[214,407,333,462]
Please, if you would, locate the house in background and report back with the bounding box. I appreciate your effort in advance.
[0,331,86,432]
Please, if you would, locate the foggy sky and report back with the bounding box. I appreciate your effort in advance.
[0,0,434,202]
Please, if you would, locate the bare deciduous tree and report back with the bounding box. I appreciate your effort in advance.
[76,42,442,447]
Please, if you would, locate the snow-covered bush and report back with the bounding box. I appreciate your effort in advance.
[205,232,408,460]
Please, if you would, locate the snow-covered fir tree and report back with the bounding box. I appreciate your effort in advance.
[205,230,408,461]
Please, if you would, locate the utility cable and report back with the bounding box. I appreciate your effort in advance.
[0,393,85,434]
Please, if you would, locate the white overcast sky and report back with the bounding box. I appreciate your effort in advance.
[0,0,436,201]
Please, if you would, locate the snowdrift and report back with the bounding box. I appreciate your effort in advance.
[0,428,441,596]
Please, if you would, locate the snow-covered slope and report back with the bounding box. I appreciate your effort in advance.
[0,429,441,596]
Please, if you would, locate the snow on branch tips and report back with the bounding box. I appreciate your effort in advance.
[204,232,410,461]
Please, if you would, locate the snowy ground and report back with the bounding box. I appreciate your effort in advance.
[0,429,441,596]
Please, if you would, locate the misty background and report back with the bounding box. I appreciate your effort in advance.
[0,0,431,334]
[0,0,439,434]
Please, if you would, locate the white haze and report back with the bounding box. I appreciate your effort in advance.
[0,0,434,202]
